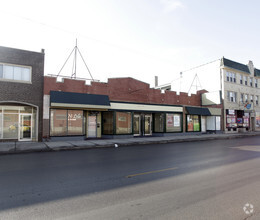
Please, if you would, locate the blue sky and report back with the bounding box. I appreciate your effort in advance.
[0,0,260,86]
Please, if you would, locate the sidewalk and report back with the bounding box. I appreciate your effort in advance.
[0,132,260,155]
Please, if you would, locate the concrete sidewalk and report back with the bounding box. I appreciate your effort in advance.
[0,132,260,155]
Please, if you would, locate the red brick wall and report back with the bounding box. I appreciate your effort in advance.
[44,76,207,106]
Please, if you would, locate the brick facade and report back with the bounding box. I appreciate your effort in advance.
[0,46,44,141]
[44,76,207,106]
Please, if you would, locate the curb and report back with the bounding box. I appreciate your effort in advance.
[0,133,259,155]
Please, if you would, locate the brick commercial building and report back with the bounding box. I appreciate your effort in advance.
[0,46,44,142]
[43,76,222,141]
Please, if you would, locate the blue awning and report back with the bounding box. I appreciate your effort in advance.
[50,91,110,108]
[186,106,211,116]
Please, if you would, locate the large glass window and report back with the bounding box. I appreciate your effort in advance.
[50,109,67,136]
[166,113,182,132]
[102,112,114,135]
[50,109,85,136]
[3,114,19,139]
[0,63,31,82]
[68,110,83,135]
[0,105,36,140]
[187,115,200,132]
[116,112,132,134]
[154,113,164,132]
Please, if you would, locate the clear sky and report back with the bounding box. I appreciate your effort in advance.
[1,0,260,87]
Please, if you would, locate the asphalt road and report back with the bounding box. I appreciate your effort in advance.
[0,136,260,220]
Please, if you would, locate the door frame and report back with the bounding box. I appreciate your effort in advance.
[19,113,33,141]
[144,114,152,136]
[133,114,141,136]
[87,113,97,138]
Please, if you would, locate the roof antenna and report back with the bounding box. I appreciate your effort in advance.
[188,73,202,94]
[57,39,94,81]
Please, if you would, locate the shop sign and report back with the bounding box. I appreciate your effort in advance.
[244,103,252,110]
[68,113,82,121]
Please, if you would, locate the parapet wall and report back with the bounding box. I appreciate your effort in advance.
[44,76,208,106]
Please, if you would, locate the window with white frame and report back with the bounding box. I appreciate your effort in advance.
[227,91,237,102]
[232,73,236,83]
[226,72,230,82]
[255,79,258,88]
[245,94,248,102]
[240,75,243,84]
[250,95,254,103]
[240,93,244,103]
[250,78,253,87]
[244,76,248,85]
[0,63,31,82]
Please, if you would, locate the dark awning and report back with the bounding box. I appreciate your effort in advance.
[186,106,211,116]
[50,91,110,108]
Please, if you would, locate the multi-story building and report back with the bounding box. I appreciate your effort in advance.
[221,58,260,132]
[155,57,260,132]
[0,46,45,142]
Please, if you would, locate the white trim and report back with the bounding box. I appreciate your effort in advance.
[110,102,183,112]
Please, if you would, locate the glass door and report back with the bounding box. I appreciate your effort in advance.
[88,115,97,138]
[144,115,152,135]
[19,114,32,141]
[133,115,141,136]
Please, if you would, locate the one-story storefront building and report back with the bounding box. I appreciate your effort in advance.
[43,76,222,141]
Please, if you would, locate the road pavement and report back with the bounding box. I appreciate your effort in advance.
[0,136,260,219]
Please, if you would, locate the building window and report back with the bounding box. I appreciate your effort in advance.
[255,79,258,88]
[226,72,230,82]
[67,110,84,135]
[187,115,200,132]
[166,113,182,132]
[50,109,84,136]
[250,78,253,87]
[0,63,31,82]
[233,73,236,83]
[227,91,237,102]
[245,94,248,103]
[102,112,114,135]
[240,93,244,103]
[240,75,243,84]
[154,113,164,132]
[256,96,259,105]
[244,76,247,85]
[250,95,254,103]
[116,112,132,134]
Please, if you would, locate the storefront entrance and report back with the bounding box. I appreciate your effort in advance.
[133,114,152,136]
[0,105,37,141]
[19,114,32,141]
[87,114,97,138]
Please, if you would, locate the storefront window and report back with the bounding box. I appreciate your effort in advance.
[243,113,249,128]
[187,115,200,132]
[256,112,260,129]
[3,114,19,139]
[50,109,85,136]
[166,113,182,132]
[216,116,221,130]
[116,112,132,134]
[68,110,83,135]
[102,112,114,135]
[0,111,2,139]
[50,109,67,136]
[154,113,164,132]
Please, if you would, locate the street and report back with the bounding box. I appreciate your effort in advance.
[0,136,260,220]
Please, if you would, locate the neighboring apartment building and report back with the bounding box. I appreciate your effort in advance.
[221,58,260,132]
[0,46,44,142]
[155,57,260,132]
